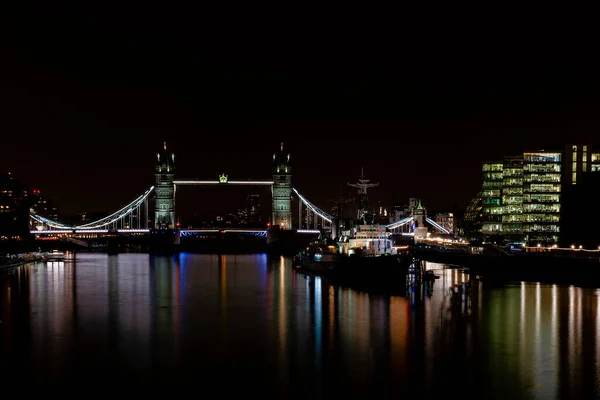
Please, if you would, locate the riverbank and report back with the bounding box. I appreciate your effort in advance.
[416,247,600,285]
[0,252,42,272]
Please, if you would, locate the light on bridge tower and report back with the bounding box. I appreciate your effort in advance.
[154,141,176,229]
[272,142,292,230]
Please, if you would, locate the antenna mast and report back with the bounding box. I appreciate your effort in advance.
[348,168,379,222]
[348,167,379,195]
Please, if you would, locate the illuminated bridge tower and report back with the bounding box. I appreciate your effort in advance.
[272,143,292,229]
[413,199,428,241]
[154,142,176,229]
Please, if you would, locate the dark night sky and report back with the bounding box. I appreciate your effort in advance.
[2,5,600,219]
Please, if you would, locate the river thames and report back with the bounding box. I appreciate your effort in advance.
[1,252,600,397]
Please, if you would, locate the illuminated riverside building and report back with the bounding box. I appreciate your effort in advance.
[522,152,562,244]
[479,150,563,245]
[476,144,600,246]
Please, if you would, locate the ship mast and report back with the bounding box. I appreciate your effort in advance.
[348,167,378,223]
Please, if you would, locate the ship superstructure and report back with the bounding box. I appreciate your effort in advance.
[337,170,398,256]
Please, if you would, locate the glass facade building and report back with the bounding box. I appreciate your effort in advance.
[478,150,563,245]
[522,152,561,244]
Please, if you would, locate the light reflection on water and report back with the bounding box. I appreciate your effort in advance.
[1,253,600,396]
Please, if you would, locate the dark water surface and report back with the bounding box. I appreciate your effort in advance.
[1,253,600,397]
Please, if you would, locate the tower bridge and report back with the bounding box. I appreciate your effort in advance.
[29,142,450,242]
[29,142,334,239]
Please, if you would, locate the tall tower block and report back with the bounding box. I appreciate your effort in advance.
[272,143,292,229]
[154,142,176,229]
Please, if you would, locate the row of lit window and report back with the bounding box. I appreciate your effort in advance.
[524,194,560,202]
[503,187,523,195]
[483,181,502,188]
[481,224,560,234]
[482,163,503,172]
[523,153,561,162]
[524,174,561,183]
[524,185,561,193]
[482,206,503,215]
[483,225,559,234]
[523,214,561,222]
[523,204,560,212]
[503,169,523,177]
[502,199,522,206]
[483,172,503,180]
[482,198,501,205]
[501,211,560,220]
[503,215,522,222]
[524,164,561,172]
[482,190,501,197]
[523,224,560,232]
[503,178,523,186]
[571,150,600,162]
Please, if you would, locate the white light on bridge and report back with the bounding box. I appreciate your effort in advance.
[174,180,274,185]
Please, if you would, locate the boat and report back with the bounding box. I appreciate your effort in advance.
[42,249,66,262]
[293,241,344,273]
[294,171,411,285]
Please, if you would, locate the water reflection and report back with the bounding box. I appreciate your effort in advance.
[2,255,600,396]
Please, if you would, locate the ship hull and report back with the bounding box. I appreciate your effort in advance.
[294,252,411,290]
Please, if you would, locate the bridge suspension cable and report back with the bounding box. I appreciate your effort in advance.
[292,188,335,224]
[385,216,413,230]
[30,186,155,230]
[425,217,450,234]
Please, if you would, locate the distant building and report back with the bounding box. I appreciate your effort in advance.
[235,193,263,227]
[30,189,60,224]
[246,193,262,226]
[301,207,316,229]
[389,197,420,234]
[0,172,31,239]
[433,211,454,236]
[75,211,109,225]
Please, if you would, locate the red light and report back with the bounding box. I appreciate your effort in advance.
[267,222,271,227]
